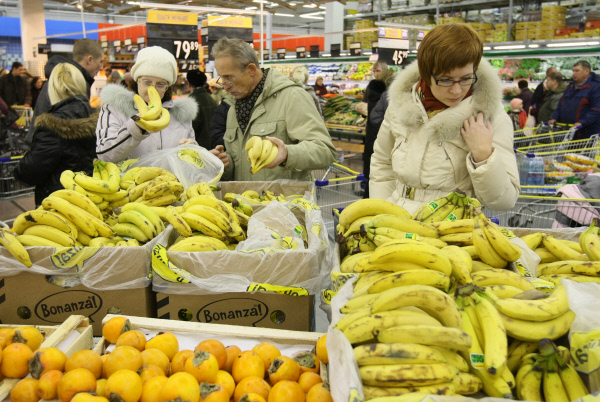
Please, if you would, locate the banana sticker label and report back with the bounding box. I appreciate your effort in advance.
[331,271,361,292]
[499,227,517,239]
[469,353,485,369]
[405,233,419,240]
[570,329,600,374]
[294,225,304,238]
[322,289,337,305]
[290,198,320,211]
[530,278,554,294]
[426,201,440,213]
[177,149,206,168]
[445,213,458,221]
[247,283,309,296]
[514,261,534,278]
[116,158,139,172]
[51,246,99,271]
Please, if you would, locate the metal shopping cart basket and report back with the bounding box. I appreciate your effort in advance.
[484,194,600,229]
[313,163,365,241]
[2,106,33,156]
[514,123,576,148]
[0,156,34,200]
[518,135,600,194]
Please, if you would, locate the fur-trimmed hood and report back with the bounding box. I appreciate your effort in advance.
[35,112,99,140]
[387,59,503,142]
[100,84,198,123]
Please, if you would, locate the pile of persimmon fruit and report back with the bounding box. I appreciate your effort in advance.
[6,317,332,402]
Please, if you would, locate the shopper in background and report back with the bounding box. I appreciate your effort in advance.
[313,76,328,96]
[516,80,533,115]
[508,98,527,130]
[208,78,226,105]
[15,63,97,207]
[31,38,103,140]
[363,69,395,199]
[212,37,336,181]
[537,71,568,124]
[530,67,558,118]
[291,65,322,116]
[0,62,31,107]
[0,68,8,78]
[187,69,217,150]
[121,72,134,89]
[370,23,519,213]
[549,60,600,139]
[96,46,198,163]
[30,77,44,109]
[109,71,123,86]
[210,100,231,149]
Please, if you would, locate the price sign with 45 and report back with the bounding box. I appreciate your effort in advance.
[173,40,199,60]
[392,50,408,65]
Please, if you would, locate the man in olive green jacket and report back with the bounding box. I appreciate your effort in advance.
[211,38,337,181]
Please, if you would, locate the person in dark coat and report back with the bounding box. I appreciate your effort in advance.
[187,70,217,149]
[549,60,600,139]
[313,76,328,97]
[15,63,97,207]
[30,38,103,141]
[538,71,568,123]
[516,80,533,116]
[363,68,395,198]
[0,62,31,107]
[30,77,43,109]
[210,100,231,149]
[530,67,558,118]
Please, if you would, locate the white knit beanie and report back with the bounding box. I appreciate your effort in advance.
[131,46,178,86]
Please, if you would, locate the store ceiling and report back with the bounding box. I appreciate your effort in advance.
[45,0,339,17]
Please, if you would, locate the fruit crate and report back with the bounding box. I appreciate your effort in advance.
[0,315,93,400]
[484,194,600,229]
[0,156,34,200]
[313,163,365,241]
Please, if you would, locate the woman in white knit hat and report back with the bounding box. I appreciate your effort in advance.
[95,46,199,162]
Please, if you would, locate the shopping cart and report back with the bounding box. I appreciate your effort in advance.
[0,156,34,200]
[1,106,33,156]
[484,194,600,229]
[513,123,576,148]
[518,135,600,194]
[313,163,365,240]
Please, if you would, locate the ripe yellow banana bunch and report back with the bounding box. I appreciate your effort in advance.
[245,136,278,174]
[515,339,588,402]
[337,284,479,399]
[132,86,171,132]
[412,190,482,223]
[472,212,521,269]
[336,198,412,237]
[126,167,182,207]
[110,202,165,244]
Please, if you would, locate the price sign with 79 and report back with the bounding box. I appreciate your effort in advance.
[173,40,199,60]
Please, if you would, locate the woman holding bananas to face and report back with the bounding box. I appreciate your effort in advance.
[95,46,200,163]
[369,24,520,214]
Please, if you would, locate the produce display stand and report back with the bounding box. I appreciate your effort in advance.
[326,124,366,141]
[93,314,324,355]
[0,315,92,400]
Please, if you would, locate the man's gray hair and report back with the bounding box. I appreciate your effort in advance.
[212,37,259,70]
[574,60,592,71]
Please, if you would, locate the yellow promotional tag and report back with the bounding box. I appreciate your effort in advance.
[530,278,555,294]
[152,244,191,283]
[290,198,320,211]
[570,329,600,374]
[322,289,337,305]
[116,158,139,172]
[247,283,309,296]
[177,149,206,168]
[50,246,99,271]
[331,270,361,292]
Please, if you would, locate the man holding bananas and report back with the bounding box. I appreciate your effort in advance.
[96,46,200,163]
[212,38,337,181]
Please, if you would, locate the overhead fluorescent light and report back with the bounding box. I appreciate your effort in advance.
[493,45,526,50]
[323,53,331,57]
[303,4,317,7]
[139,2,269,15]
[319,5,326,9]
[364,51,372,55]
[340,52,348,56]
[528,44,539,48]
[76,3,82,8]
[253,0,269,3]
[275,12,294,17]
[483,46,491,50]
[300,14,324,19]
[410,50,417,53]
[246,6,258,9]
[126,1,141,4]
[546,41,600,47]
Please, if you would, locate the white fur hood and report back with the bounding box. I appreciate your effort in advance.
[100,84,198,123]
[387,59,503,142]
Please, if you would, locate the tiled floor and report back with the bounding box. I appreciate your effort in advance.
[0,195,35,226]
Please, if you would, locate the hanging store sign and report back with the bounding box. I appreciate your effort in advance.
[377,37,410,66]
[147,10,198,26]
[147,10,199,72]
[349,42,362,56]
[331,43,341,58]
[277,48,286,59]
[310,45,320,58]
[296,46,307,58]
[206,15,252,29]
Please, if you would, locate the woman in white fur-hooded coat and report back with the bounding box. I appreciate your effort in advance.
[370,24,520,214]
[96,46,198,163]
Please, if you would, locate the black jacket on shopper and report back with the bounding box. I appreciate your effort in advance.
[15,95,97,206]
[189,86,217,150]
[30,56,96,142]
[0,73,31,107]
[210,101,231,149]
[363,79,387,198]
